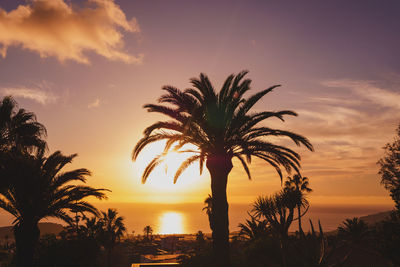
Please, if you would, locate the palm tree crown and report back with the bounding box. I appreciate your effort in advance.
[338,217,370,244]
[285,174,312,194]
[133,70,313,183]
[0,96,47,153]
[0,150,107,226]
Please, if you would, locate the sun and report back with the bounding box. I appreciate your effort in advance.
[158,211,185,234]
[133,141,206,191]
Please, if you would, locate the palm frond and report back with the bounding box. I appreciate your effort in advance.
[174,155,201,183]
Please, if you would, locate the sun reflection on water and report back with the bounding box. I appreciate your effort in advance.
[158,211,185,234]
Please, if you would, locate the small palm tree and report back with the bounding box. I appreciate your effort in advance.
[133,71,313,265]
[0,150,108,267]
[253,190,306,267]
[143,225,153,241]
[284,174,312,235]
[0,96,46,153]
[195,230,206,249]
[202,194,214,232]
[100,209,126,267]
[253,190,302,240]
[238,213,269,241]
[82,217,103,240]
[337,217,370,244]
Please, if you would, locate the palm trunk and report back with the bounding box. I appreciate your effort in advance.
[297,205,303,236]
[206,154,232,267]
[107,247,112,267]
[14,221,40,267]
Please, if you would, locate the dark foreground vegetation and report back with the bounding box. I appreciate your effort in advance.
[0,70,400,266]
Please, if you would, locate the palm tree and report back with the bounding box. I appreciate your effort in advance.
[238,213,269,241]
[202,194,215,232]
[337,217,370,244]
[0,96,47,193]
[132,71,313,264]
[143,225,153,241]
[0,96,46,153]
[253,189,306,267]
[0,150,108,267]
[100,209,126,267]
[284,174,312,235]
[82,216,103,240]
[253,189,302,240]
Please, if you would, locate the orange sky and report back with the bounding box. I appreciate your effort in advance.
[0,0,399,207]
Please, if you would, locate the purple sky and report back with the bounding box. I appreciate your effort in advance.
[0,0,399,205]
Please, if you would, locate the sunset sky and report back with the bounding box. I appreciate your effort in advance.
[0,0,399,207]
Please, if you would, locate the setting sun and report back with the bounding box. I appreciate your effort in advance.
[158,211,185,234]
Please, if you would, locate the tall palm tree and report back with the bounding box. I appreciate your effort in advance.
[0,150,108,267]
[337,217,370,244]
[132,71,313,265]
[0,96,46,153]
[284,174,312,235]
[100,208,126,267]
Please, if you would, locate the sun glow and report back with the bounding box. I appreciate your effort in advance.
[134,141,207,191]
[158,211,185,234]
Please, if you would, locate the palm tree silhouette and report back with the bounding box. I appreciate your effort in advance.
[0,150,108,267]
[132,71,313,265]
[284,174,312,235]
[338,217,370,244]
[143,225,153,241]
[100,209,126,267]
[253,189,306,267]
[81,216,103,240]
[202,194,215,232]
[238,213,269,241]
[0,96,46,153]
[253,189,302,240]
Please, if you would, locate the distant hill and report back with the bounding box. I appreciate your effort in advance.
[0,222,64,240]
[360,210,393,225]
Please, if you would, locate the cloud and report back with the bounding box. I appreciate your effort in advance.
[321,79,400,110]
[88,98,100,108]
[0,0,142,64]
[0,82,58,105]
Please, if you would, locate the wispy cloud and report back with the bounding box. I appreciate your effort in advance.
[321,79,400,110]
[0,82,58,105]
[0,0,142,64]
[88,98,101,108]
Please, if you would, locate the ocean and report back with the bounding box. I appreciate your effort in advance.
[0,202,393,235]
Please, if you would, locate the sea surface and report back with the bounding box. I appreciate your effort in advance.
[0,202,393,235]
